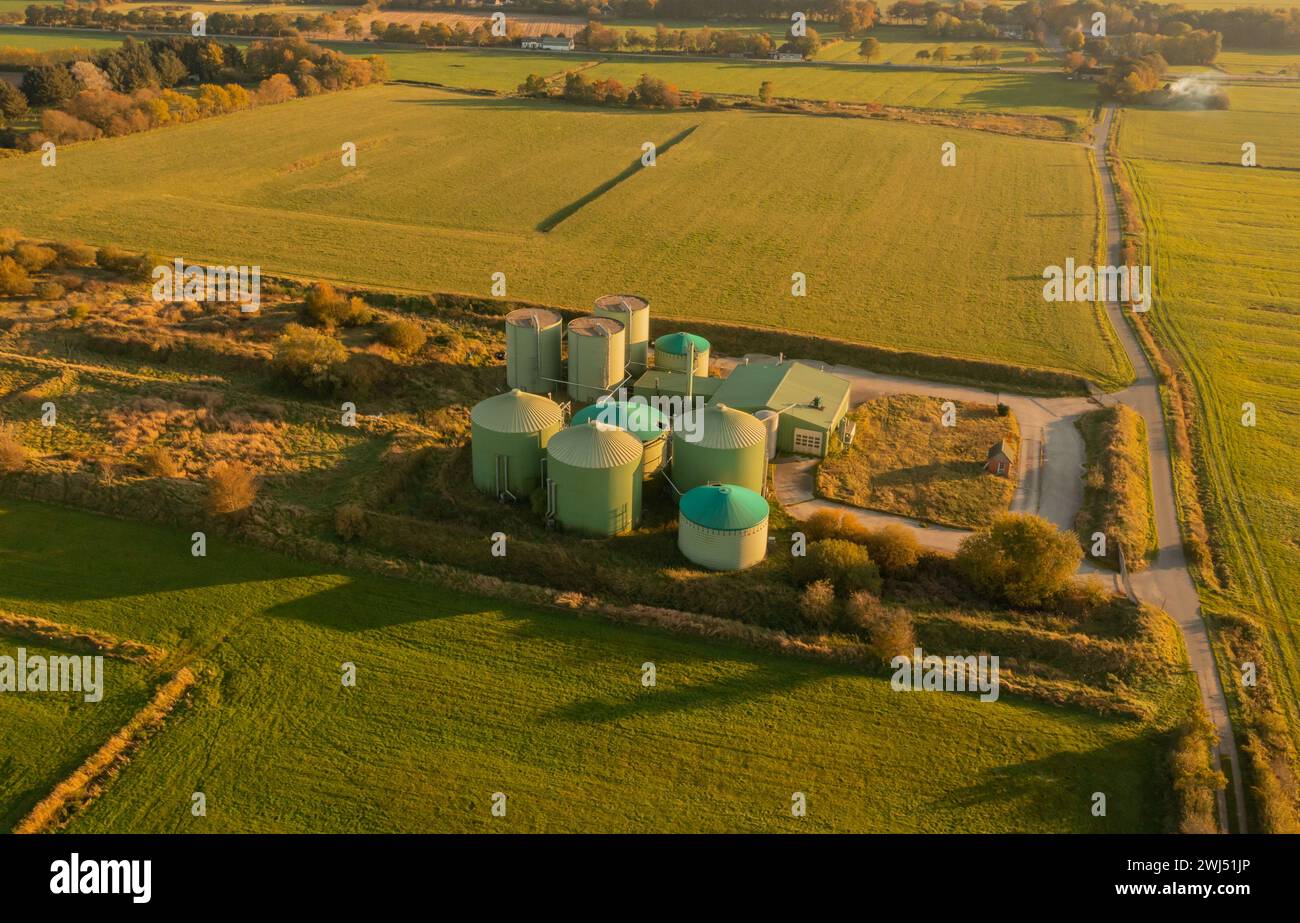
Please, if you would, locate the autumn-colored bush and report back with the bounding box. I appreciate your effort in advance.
[801,508,871,543]
[304,282,374,328]
[205,460,257,515]
[334,503,367,541]
[13,242,58,273]
[54,239,97,268]
[798,579,838,628]
[34,281,65,301]
[0,428,27,474]
[380,318,427,355]
[272,323,348,394]
[138,445,182,479]
[845,590,915,661]
[860,524,921,576]
[0,255,33,296]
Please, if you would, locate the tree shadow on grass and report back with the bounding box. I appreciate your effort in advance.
[929,732,1168,832]
[543,660,826,725]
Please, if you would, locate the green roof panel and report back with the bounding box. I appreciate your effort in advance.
[679,484,769,531]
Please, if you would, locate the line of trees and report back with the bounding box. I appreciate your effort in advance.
[5,37,387,147]
[519,70,693,109]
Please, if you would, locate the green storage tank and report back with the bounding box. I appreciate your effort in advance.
[546,421,644,536]
[670,403,767,494]
[567,315,626,403]
[654,332,709,376]
[678,484,770,571]
[594,294,651,374]
[470,389,564,499]
[571,399,670,478]
[505,307,563,394]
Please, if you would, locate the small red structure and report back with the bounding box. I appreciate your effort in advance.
[985,440,1014,477]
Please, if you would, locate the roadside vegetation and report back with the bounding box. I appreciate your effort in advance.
[1075,404,1156,572]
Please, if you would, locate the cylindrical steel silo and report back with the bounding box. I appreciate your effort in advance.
[471,389,564,499]
[594,294,651,374]
[505,307,563,394]
[545,421,644,536]
[567,315,626,404]
[670,403,766,494]
[571,399,670,478]
[654,331,710,376]
[677,483,770,571]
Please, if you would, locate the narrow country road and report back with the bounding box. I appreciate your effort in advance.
[1091,105,1246,833]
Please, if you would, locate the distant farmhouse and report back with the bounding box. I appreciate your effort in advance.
[771,44,805,61]
[522,35,575,52]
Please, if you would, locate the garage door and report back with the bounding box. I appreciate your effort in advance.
[792,428,824,455]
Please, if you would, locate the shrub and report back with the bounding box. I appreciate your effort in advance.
[956,513,1082,607]
[0,428,27,474]
[95,245,155,281]
[138,446,182,478]
[0,255,33,296]
[0,227,20,252]
[205,460,257,515]
[798,579,838,628]
[34,281,65,301]
[337,352,391,399]
[13,243,57,273]
[380,318,427,355]
[802,508,871,543]
[272,323,348,393]
[861,524,921,576]
[53,239,97,268]
[334,503,367,541]
[845,591,916,661]
[792,538,882,596]
[304,282,374,328]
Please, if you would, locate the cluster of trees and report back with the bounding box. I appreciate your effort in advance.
[579,21,787,57]
[521,71,691,109]
[381,1,872,20]
[7,37,387,147]
[1098,52,1167,103]
[24,4,330,40]
[925,11,1000,40]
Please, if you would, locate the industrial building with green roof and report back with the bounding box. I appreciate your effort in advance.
[707,360,851,458]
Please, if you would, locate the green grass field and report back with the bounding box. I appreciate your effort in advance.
[1121,85,1300,170]
[1120,89,1300,757]
[369,47,592,91]
[0,499,1181,832]
[0,640,155,830]
[0,27,128,53]
[581,56,1092,116]
[0,83,1126,386]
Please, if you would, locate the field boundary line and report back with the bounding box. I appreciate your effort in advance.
[12,666,199,834]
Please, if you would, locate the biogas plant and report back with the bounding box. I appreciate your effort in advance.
[471,295,852,571]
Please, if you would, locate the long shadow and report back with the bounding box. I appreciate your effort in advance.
[930,732,1171,831]
[544,661,824,725]
[536,125,699,232]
